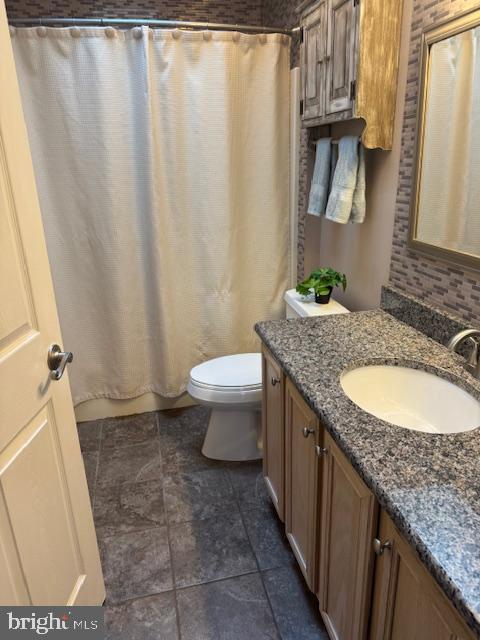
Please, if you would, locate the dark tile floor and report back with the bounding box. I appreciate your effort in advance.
[78,405,328,640]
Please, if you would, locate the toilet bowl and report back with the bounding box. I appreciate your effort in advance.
[187,353,262,461]
[188,291,350,462]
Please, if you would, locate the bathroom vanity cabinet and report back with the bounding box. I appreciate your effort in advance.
[260,345,476,640]
[297,0,403,149]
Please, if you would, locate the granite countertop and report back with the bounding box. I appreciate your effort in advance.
[255,310,480,637]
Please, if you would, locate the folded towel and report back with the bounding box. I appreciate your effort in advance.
[325,136,359,224]
[350,143,366,223]
[307,138,331,216]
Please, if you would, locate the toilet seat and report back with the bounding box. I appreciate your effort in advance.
[188,353,262,406]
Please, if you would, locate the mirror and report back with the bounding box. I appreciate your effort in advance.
[409,8,480,270]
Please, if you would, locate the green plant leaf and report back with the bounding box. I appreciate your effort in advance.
[296,267,347,296]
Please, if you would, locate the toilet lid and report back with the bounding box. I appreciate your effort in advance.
[190,353,262,389]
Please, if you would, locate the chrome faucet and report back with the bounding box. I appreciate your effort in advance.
[447,329,480,379]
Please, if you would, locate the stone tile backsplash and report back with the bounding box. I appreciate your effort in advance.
[380,285,475,349]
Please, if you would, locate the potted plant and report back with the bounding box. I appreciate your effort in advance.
[296,267,347,305]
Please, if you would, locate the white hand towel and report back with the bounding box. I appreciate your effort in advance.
[350,143,366,223]
[325,135,359,224]
[307,138,332,216]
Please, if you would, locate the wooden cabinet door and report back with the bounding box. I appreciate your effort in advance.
[326,0,357,115]
[318,431,378,640]
[285,379,320,590]
[261,347,285,521]
[301,1,328,121]
[370,511,475,640]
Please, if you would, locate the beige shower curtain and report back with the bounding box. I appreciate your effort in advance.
[12,26,290,403]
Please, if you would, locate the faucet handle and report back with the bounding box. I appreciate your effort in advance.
[466,337,479,369]
[447,329,480,380]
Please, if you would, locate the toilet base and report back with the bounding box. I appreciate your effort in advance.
[202,407,262,461]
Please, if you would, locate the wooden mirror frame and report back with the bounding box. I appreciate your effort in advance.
[408,6,480,271]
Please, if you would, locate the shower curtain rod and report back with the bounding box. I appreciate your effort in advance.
[8,16,300,36]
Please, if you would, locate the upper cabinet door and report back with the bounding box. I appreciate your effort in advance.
[326,0,358,115]
[301,1,328,121]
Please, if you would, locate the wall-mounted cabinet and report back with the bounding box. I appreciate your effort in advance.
[298,0,404,150]
[260,345,476,640]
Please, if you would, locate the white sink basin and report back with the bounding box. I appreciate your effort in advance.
[340,365,480,434]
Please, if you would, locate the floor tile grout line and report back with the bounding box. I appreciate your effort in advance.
[95,473,164,492]
[174,568,262,593]
[99,438,162,452]
[96,522,168,544]
[103,568,263,608]
[157,411,183,640]
[237,493,284,640]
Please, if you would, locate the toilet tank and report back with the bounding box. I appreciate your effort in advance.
[284,288,350,319]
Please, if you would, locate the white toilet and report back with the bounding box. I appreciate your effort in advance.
[187,289,349,461]
[188,353,263,461]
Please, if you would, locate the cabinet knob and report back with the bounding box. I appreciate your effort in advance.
[373,538,392,556]
[302,427,315,438]
[315,445,328,457]
[271,376,280,386]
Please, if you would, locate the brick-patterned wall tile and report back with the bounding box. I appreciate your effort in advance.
[389,0,480,324]
[5,0,263,25]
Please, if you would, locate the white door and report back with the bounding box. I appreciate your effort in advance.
[0,1,105,606]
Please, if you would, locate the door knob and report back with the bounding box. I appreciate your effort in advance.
[271,376,280,386]
[316,445,328,457]
[302,427,315,438]
[373,538,392,556]
[47,344,73,380]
